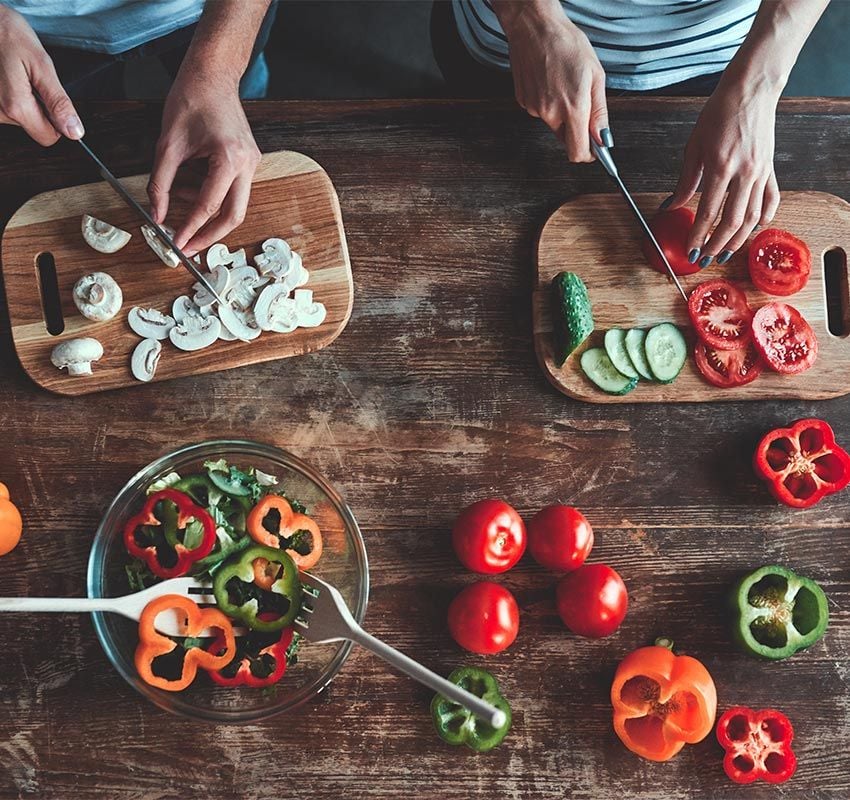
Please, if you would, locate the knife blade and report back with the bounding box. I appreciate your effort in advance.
[591,140,688,303]
[77,139,226,306]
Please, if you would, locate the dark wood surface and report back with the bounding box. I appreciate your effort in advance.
[0,99,848,800]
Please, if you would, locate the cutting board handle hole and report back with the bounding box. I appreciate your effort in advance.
[824,247,850,338]
[35,252,64,336]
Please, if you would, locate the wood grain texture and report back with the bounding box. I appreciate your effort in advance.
[1,150,352,395]
[0,99,849,800]
[534,191,850,402]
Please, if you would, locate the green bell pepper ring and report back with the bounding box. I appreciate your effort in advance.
[213,544,302,632]
[172,474,223,508]
[731,564,829,660]
[431,667,511,752]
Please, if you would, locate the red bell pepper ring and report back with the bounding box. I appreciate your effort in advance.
[716,706,797,784]
[753,418,850,508]
[123,488,217,578]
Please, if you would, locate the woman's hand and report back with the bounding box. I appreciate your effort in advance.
[494,0,610,162]
[0,5,84,145]
[148,71,261,256]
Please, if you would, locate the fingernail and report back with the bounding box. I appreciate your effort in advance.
[659,195,674,211]
[699,255,712,269]
[753,224,762,232]
[716,250,733,265]
[66,115,84,139]
[601,127,614,148]
[688,248,701,264]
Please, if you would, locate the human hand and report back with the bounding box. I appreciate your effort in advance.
[0,5,84,145]
[665,79,781,267]
[497,0,610,162]
[148,72,261,256]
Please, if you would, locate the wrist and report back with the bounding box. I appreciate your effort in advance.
[718,57,786,104]
[493,0,565,36]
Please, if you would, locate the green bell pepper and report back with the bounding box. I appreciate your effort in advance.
[731,564,829,660]
[431,667,511,752]
[213,544,302,632]
[172,474,223,508]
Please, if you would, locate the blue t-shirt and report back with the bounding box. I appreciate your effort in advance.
[6,0,205,54]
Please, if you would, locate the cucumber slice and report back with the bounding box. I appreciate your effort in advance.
[551,272,594,366]
[604,329,639,380]
[644,323,687,383]
[580,347,638,395]
[625,329,654,381]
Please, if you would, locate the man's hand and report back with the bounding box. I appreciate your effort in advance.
[494,0,609,162]
[0,5,84,145]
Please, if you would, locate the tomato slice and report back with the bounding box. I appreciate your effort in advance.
[641,207,701,276]
[688,279,754,350]
[752,302,818,374]
[748,229,811,296]
[694,341,763,388]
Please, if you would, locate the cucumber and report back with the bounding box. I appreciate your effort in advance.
[551,272,593,366]
[644,323,687,383]
[580,347,638,395]
[625,329,654,381]
[604,329,639,380]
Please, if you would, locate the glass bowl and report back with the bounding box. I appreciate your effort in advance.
[87,440,369,722]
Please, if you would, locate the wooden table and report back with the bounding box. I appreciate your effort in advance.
[0,99,847,800]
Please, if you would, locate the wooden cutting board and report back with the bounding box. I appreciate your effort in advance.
[1,150,352,396]
[534,191,850,403]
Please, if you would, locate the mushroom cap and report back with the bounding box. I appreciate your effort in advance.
[253,284,298,333]
[293,288,327,329]
[206,243,248,270]
[218,302,262,342]
[141,223,180,268]
[73,272,123,322]
[81,215,132,254]
[193,264,232,308]
[50,337,104,376]
[127,306,175,340]
[130,338,162,382]
[169,315,221,351]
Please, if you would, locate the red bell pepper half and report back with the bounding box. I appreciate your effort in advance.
[716,706,796,784]
[205,614,294,688]
[123,488,217,578]
[753,418,850,508]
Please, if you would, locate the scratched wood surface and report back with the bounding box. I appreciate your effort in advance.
[0,99,848,800]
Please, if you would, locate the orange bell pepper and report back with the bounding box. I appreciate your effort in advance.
[0,482,23,557]
[134,594,236,692]
[247,494,323,570]
[611,641,717,762]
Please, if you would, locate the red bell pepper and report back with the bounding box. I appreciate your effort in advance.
[123,488,217,578]
[716,706,796,784]
[754,418,850,508]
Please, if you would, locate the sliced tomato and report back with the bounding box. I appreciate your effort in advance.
[748,229,811,296]
[641,207,701,276]
[752,302,818,374]
[694,341,763,388]
[688,279,754,350]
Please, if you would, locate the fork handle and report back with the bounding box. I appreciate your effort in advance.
[0,597,118,613]
[349,627,508,729]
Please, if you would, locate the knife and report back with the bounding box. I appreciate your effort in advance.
[77,138,226,306]
[591,140,688,303]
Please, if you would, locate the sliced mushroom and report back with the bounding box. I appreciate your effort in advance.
[127,307,175,340]
[253,284,298,333]
[207,243,248,270]
[293,288,327,328]
[193,264,231,309]
[141,224,180,268]
[172,295,204,324]
[131,338,162,382]
[169,316,221,351]
[218,303,262,342]
[81,214,132,254]
[73,272,123,322]
[225,265,266,311]
[50,338,104,376]
[255,238,292,274]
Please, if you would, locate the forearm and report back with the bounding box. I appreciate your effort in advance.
[179,0,272,89]
[492,0,568,36]
[721,0,829,96]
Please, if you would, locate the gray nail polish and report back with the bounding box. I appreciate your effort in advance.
[659,195,674,211]
[601,127,614,148]
[753,224,762,232]
[716,250,733,265]
[699,255,712,269]
[688,248,701,264]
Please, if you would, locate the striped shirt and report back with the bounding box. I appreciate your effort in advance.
[453,0,760,91]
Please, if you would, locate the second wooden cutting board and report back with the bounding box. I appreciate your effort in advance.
[1,150,352,396]
[534,191,850,403]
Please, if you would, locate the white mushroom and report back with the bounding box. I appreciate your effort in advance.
[253,284,298,333]
[218,303,262,342]
[131,338,162,382]
[50,338,104,376]
[206,243,247,270]
[73,272,123,322]
[141,224,180,268]
[172,295,203,323]
[127,307,175,340]
[193,264,231,308]
[254,238,292,274]
[225,265,266,311]
[293,288,327,328]
[169,316,221,351]
[81,215,132,254]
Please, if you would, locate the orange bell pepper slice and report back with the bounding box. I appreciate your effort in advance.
[0,482,23,558]
[134,594,236,692]
[611,642,717,762]
[247,495,323,570]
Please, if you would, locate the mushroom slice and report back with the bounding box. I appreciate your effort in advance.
[172,295,204,324]
[225,265,265,311]
[50,338,104,376]
[253,284,298,333]
[73,272,123,322]
[293,288,327,329]
[131,338,162,382]
[218,303,262,342]
[255,238,292,274]
[207,243,248,270]
[81,214,132,254]
[141,223,180,268]
[128,307,175,340]
[193,264,231,308]
[169,316,221,351]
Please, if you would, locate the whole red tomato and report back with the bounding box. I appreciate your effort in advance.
[452,499,526,574]
[556,564,628,638]
[447,581,519,654]
[527,505,594,572]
